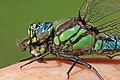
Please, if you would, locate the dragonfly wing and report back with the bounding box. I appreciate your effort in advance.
[80,0,120,23]
[97,18,120,36]
[79,0,93,20]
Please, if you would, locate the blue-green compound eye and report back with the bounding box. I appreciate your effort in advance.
[34,22,53,42]
[35,22,52,34]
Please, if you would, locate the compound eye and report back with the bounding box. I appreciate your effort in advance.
[35,22,52,36]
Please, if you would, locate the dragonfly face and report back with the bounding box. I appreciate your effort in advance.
[17,22,53,53]
[28,22,53,42]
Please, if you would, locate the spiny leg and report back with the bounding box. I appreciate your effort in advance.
[70,58,104,80]
[13,56,35,65]
[66,58,79,79]
[20,51,50,69]
[58,53,104,80]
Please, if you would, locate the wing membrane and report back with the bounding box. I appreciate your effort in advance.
[97,18,120,36]
[80,0,120,23]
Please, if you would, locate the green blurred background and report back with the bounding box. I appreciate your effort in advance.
[0,0,120,68]
[0,0,84,68]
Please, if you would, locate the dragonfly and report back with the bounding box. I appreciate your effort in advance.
[17,0,120,80]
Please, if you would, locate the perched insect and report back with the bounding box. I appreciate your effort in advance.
[17,0,120,80]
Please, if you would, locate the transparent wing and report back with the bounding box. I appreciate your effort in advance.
[80,0,120,23]
[79,0,93,20]
[97,18,120,36]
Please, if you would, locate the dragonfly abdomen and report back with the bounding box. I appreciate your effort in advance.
[94,36,120,50]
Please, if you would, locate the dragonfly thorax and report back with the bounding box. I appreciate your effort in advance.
[88,26,100,35]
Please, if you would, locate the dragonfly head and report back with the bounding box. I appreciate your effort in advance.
[28,22,53,43]
[17,22,53,52]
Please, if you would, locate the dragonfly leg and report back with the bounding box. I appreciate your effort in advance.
[20,51,50,69]
[58,53,104,80]
[66,58,79,79]
[13,56,35,65]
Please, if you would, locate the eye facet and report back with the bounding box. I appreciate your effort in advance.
[35,22,52,34]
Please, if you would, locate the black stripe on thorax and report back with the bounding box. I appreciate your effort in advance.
[62,26,82,44]
[71,32,89,45]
